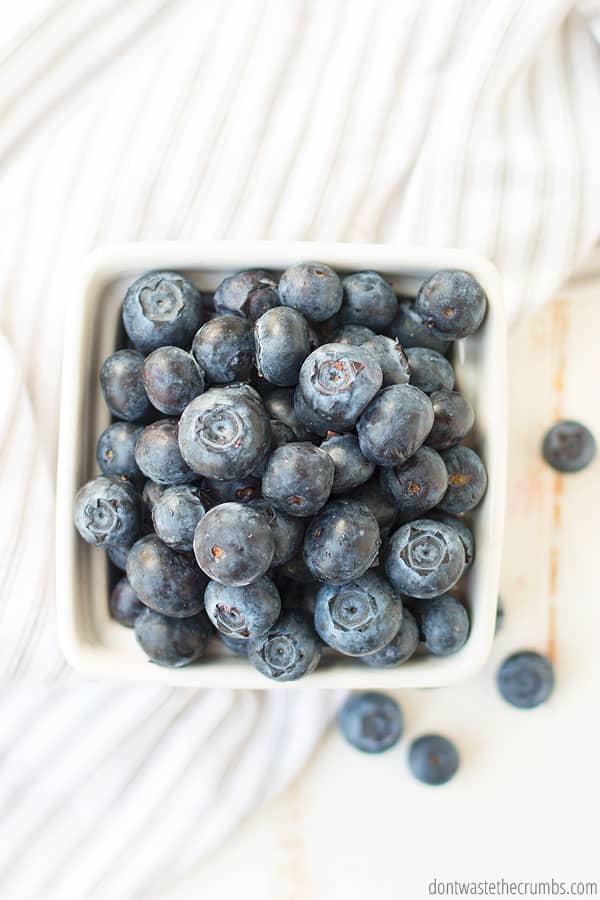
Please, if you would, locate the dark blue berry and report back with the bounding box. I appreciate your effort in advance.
[361,608,419,667]
[385,299,450,354]
[432,512,475,571]
[135,419,196,485]
[100,349,152,422]
[213,269,279,320]
[127,534,206,617]
[303,499,380,584]
[405,346,455,394]
[248,499,305,566]
[262,442,334,518]
[334,324,376,345]
[497,651,554,708]
[385,518,465,599]
[123,270,203,353]
[96,422,143,483]
[142,346,204,415]
[248,608,321,681]
[110,576,145,627]
[415,270,486,339]
[338,692,403,753]
[361,335,409,386]
[134,607,213,667]
[74,475,142,548]
[357,384,434,467]
[278,552,317,584]
[263,387,314,441]
[279,262,342,322]
[314,571,402,656]
[542,420,596,473]
[409,734,459,785]
[339,272,397,330]
[427,390,474,450]
[255,306,311,387]
[380,446,447,519]
[204,575,280,640]
[193,502,274,586]
[352,479,398,535]
[107,539,135,571]
[142,480,167,515]
[219,632,249,655]
[438,446,487,513]
[152,485,209,551]
[293,387,333,437]
[191,315,255,384]
[201,476,261,505]
[320,433,375,494]
[419,594,469,656]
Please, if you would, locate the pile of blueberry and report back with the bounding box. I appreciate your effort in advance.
[74,263,489,680]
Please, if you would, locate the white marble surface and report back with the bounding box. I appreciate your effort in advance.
[154,251,600,899]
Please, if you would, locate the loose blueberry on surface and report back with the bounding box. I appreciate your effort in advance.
[201,476,261,505]
[134,607,213,667]
[438,446,488,514]
[127,534,206,617]
[334,324,376,345]
[497,651,554,708]
[249,499,305,566]
[248,608,321,681]
[142,346,205,415]
[405,346,455,394]
[384,517,465,599]
[263,387,314,441]
[255,306,311,386]
[409,734,459,785]
[96,422,143,483]
[380,446,448,520]
[385,299,450,354]
[135,419,197,485]
[357,384,434,468]
[152,485,209,551]
[320,433,375,494]
[361,608,419,667]
[191,315,255,384]
[541,420,596,473]
[122,270,203,353]
[298,343,383,431]
[193,502,274,586]
[262,442,335,518]
[178,387,271,480]
[110,576,145,627]
[314,571,402,657]
[339,272,397,330]
[303,499,381,585]
[360,335,410,386]
[100,349,152,423]
[74,475,142,548]
[426,390,475,451]
[279,262,343,322]
[338,692,403,753]
[204,575,281,640]
[419,594,469,656]
[431,512,475,571]
[415,270,486,339]
[213,269,279,320]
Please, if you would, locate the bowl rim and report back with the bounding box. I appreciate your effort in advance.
[56,240,507,689]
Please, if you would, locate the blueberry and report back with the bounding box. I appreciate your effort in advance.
[338,692,403,753]
[248,608,321,681]
[415,270,486,339]
[352,479,398,535]
[110,576,145,627]
[269,419,295,451]
[107,539,135,571]
[385,299,450,354]
[201,476,261,505]
[204,575,280,640]
[380,446,448,519]
[134,607,213,667]
[361,608,419,667]
[320,433,375,494]
[96,422,143,483]
[249,499,305,566]
[178,387,271,480]
[405,347,455,394]
[279,262,343,322]
[263,387,314,441]
[431,512,475,571]
[438,446,488,514]
[152,485,209,551]
[135,419,196,485]
[361,335,409,386]
[142,346,205,415]
[541,420,596,473]
[314,571,402,656]
[255,306,311,387]
[298,343,383,431]
[497,651,554,708]
[262,442,334,518]
[213,269,279,320]
[191,315,255,384]
[426,390,474,450]
[340,272,397,330]
[385,518,465,599]
[278,552,317,583]
[357,384,434,468]
[419,594,469,656]
[193,502,274,586]
[303,500,381,584]
[100,349,152,422]
[142,479,167,515]
[123,270,203,353]
[127,534,206,617]
[408,734,459,785]
[74,475,142,548]
[334,324,376,345]
[293,387,333,437]
[219,632,249,656]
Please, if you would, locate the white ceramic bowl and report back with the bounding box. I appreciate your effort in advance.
[56,241,506,689]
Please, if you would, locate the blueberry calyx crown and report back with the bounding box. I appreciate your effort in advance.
[194,406,244,449]
[139,277,185,323]
[259,633,302,676]
[400,527,450,574]
[329,588,377,632]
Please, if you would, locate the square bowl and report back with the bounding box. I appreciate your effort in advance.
[56,241,506,689]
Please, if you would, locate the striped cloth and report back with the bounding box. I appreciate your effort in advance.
[0,1,599,897]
